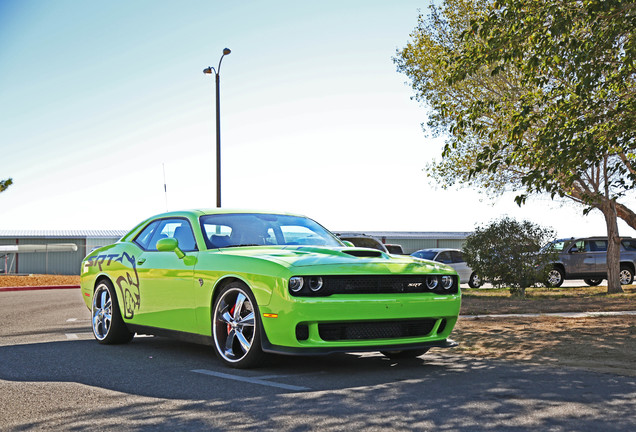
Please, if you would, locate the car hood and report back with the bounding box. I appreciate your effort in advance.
[216,246,454,274]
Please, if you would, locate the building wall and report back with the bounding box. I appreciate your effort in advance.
[381,237,467,254]
[0,237,121,275]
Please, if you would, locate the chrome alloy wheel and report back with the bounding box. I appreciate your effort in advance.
[619,268,634,285]
[546,269,563,287]
[92,283,113,341]
[213,287,256,364]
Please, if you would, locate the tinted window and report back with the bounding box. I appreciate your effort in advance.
[589,240,607,252]
[437,251,452,264]
[135,220,160,250]
[200,213,342,249]
[450,251,465,263]
[134,218,197,252]
[622,239,636,251]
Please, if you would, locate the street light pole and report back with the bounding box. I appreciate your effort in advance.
[203,47,231,208]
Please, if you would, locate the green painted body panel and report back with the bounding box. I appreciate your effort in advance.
[81,209,461,352]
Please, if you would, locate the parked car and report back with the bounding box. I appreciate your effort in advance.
[81,210,461,368]
[411,248,482,288]
[336,234,389,253]
[385,244,405,254]
[543,237,636,287]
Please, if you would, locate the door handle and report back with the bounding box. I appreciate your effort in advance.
[137,258,146,265]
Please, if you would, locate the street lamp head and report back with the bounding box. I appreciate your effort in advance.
[223,48,231,55]
[203,66,213,74]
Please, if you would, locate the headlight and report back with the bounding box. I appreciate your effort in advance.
[441,275,453,290]
[289,276,304,292]
[309,276,323,292]
[426,275,439,290]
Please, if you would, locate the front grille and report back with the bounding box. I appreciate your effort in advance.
[290,275,459,296]
[318,319,437,341]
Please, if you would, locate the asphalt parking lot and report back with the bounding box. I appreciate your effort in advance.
[1,289,634,431]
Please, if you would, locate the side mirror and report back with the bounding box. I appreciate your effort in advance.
[342,240,355,247]
[157,237,186,259]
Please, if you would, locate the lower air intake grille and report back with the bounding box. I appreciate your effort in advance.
[318,319,437,341]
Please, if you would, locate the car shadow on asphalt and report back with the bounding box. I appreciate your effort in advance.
[2,337,635,431]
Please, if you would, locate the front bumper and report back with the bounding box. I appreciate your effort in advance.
[258,292,461,352]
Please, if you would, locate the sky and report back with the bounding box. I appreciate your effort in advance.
[1,0,634,238]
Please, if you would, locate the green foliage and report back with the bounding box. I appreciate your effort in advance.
[450,0,636,206]
[0,178,12,193]
[463,217,556,296]
[395,0,636,229]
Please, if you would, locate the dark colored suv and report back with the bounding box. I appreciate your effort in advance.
[544,237,636,287]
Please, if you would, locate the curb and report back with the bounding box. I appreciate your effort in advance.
[0,285,80,292]
[460,310,636,319]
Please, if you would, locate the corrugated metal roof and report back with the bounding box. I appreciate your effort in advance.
[335,231,472,240]
[0,230,127,238]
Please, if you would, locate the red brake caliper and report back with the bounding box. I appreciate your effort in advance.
[227,304,235,335]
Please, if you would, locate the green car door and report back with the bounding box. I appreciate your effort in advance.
[131,217,199,333]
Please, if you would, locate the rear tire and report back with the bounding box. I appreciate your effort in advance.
[92,280,134,344]
[584,278,602,286]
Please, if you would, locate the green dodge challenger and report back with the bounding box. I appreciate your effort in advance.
[81,209,461,368]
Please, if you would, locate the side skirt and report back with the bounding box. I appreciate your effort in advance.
[127,324,213,346]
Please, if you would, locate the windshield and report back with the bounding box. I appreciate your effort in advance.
[413,250,438,260]
[200,213,343,249]
[541,239,567,253]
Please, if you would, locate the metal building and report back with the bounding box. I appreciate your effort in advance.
[0,229,470,275]
[336,231,471,254]
[0,230,126,275]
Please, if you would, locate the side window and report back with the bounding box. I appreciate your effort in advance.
[450,251,465,263]
[590,240,607,252]
[622,240,636,251]
[570,240,586,253]
[135,218,197,252]
[135,220,160,250]
[437,251,452,264]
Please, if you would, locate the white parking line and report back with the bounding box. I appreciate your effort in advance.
[65,333,78,340]
[192,369,310,391]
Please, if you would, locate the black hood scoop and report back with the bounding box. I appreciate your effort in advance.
[342,249,384,258]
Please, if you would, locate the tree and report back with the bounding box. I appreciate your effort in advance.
[463,217,556,297]
[395,0,635,293]
[0,178,12,193]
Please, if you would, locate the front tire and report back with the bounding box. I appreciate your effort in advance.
[620,265,634,285]
[212,283,265,368]
[92,280,134,344]
[468,272,482,288]
[546,267,565,287]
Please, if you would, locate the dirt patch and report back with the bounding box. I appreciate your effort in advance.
[461,286,636,315]
[0,274,80,287]
[457,286,635,376]
[453,315,635,376]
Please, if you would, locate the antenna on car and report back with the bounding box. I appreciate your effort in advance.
[163,163,169,211]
